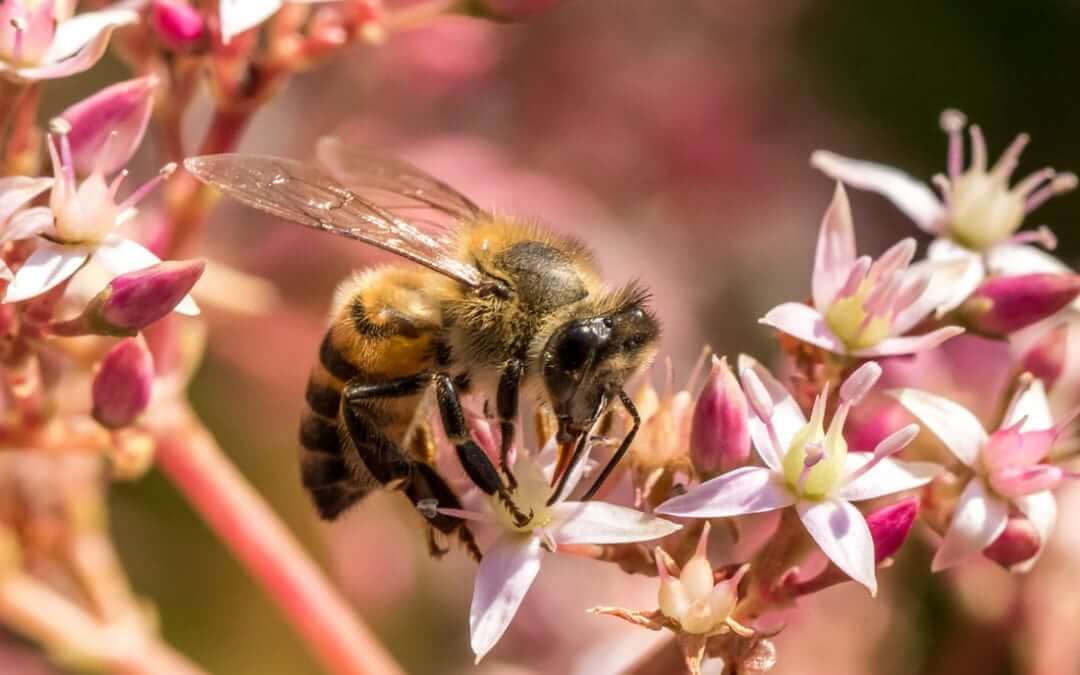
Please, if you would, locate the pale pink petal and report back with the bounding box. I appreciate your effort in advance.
[738,354,805,470]
[1003,378,1054,431]
[897,254,984,324]
[4,244,90,303]
[16,23,118,80]
[0,261,11,281]
[45,9,138,62]
[987,243,1070,276]
[760,302,845,354]
[836,455,942,502]
[2,207,53,243]
[470,535,542,663]
[61,76,157,176]
[854,326,964,358]
[812,183,857,310]
[547,502,681,545]
[796,497,878,595]
[810,150,946,233]
[932,478,1009,571]
[220,0,283,42]
[0,177,53,223]
[1011,490,1056,573]
[889,388,987,467]
[656,466,794,518]
[172,294,200,316]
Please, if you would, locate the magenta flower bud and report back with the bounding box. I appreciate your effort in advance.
[59,76,158,177]
[962,274,1080,336]
[92,338,154,429]
[1022,324,1068,389]
[50,260,206,337]
[150,0,205,51]
[983,516,1042,571]
[866,496,918,563]
[690,356,750,479]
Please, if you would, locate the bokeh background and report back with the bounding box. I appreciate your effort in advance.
[10,1,1080,673]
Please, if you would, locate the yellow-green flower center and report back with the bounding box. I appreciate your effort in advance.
[781,411,848,499]
[491,459,554,533]
[948,172,1025,251]
[824,281,890,350]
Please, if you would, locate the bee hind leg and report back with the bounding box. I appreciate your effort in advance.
[434,373,533,528]
[408,462,480,561]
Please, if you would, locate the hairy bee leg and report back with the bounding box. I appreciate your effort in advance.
[580,389,640,501]
[434,373,533,528]
[407,462,480,560]
[496,359,525,489]
[341,373,433,487]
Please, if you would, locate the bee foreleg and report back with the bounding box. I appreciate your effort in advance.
[434,373,533,528]
[496,359,525,489]
[579,389,640,502]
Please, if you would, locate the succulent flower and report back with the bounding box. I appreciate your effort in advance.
[658,359,940,594]
[812,111,1078,312]
[0,1,136,81]
[435,447,680,662]
[150,0,205,50]
[760,184,964,357]
[891,377,1075,572]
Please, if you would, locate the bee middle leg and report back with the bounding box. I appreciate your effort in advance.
[434,372,533,527]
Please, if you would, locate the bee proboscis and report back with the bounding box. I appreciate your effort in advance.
[184,138,660,559]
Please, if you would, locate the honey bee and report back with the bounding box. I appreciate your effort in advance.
[184,138,660,559]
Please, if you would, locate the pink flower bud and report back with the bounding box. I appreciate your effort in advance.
[983,516,1042,570]
[59,76,158,177]
[92,338,154,429]
[962,274,1080,336]
[1022,324,1068,389]
[866,496,918,563]
[50,260,205,337]
[690,356,750,479]
[151,0,206,51]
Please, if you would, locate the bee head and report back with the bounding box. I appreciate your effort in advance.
[541,287,660,445]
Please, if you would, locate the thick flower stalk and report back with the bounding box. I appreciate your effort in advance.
[761,183,964,358]
[659,359,940,593]
[435,447,680,662]
[812,110,1078,311]
[892,377,1076,572]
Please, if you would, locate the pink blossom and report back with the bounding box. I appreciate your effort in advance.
[658,358,940,594]
[59,76,157,177]
[760,183,964,357]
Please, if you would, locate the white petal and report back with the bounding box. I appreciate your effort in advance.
[43,8,137,63]
[220,0,283,42]
[470,535,542,663]
[810,150,945,232]
[759,302,846,354]
[173,294,201,316]
[987,243,1070,276]
[1011,491,1056,573]
[899,252,984,322]
[836,455,942,502]
[4,244,89,303]
[656,466,794,518]
[547,502,681,545]
[888,388,987,467]
[796,498,878,595]
[2,206,53,243]
[932,478,1009,572]
[0,177,52,223]
[1003,378,1054,432]
[738,354,806,469]
[812,183,857,310]
[95,237,161,275]
[854,326,964,358]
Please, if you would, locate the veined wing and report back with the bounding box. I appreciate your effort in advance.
[183,153,486,289]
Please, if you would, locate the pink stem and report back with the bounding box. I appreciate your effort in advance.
[153,419,403,675]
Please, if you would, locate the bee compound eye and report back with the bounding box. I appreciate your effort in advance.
[556,323,596,372]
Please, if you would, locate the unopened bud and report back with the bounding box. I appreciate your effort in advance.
[983,516,1042,571]
[839,361,882,404]
[866,496,919,563]
[1022,324,1068,389]
[961,273,1080,336]
[690,357,750,479]
[92,338,154,429]
[61,260,206,337]
[151,0,205,50]
[59,77,158,177]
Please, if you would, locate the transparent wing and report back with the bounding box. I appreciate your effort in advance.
[315,136,485,234]
[183,153,486,288]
